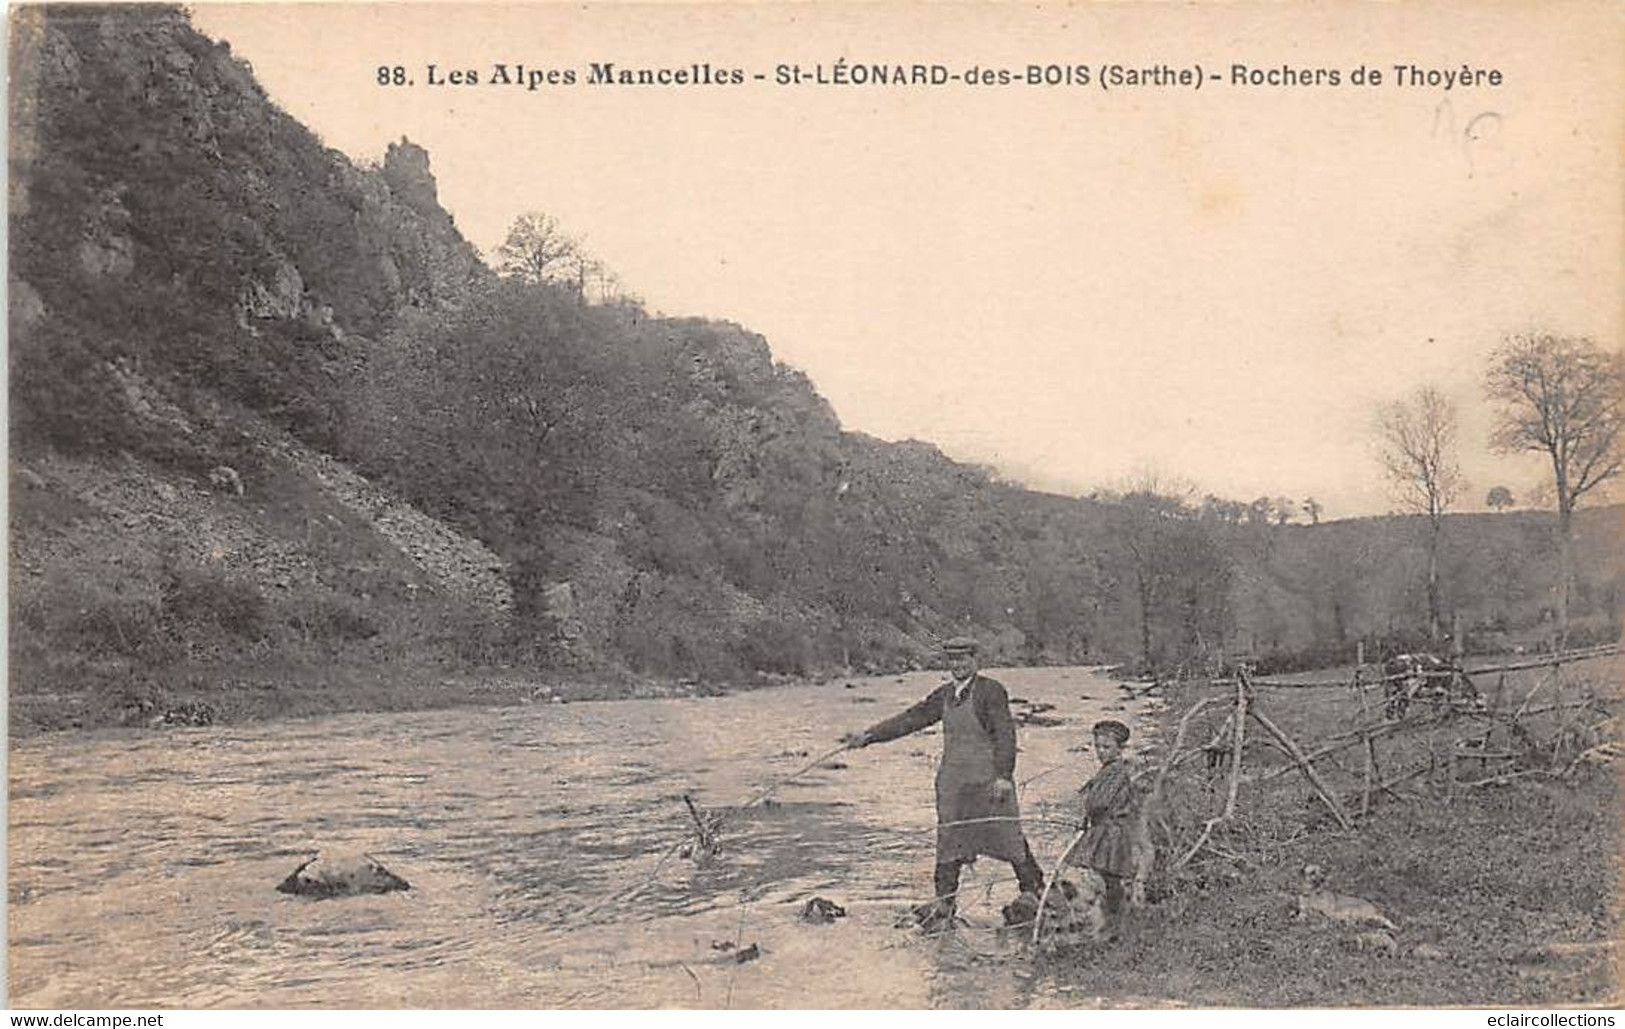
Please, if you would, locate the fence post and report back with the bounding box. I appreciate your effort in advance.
[1354,641,1366,690]
[1446,744,1457,805]
[1361,732,1375,817]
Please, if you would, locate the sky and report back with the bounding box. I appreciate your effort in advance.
[190,2,1622,520]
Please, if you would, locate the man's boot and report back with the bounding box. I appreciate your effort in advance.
[915,897,959,931]
[915,860,965,931]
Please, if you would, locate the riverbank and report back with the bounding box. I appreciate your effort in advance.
[5,658,705,738]
[1044,668,1621,1006]
[6,656,956,738]
[1050,771,1618,1005]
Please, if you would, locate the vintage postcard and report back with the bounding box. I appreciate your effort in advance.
[6,0,1621,1012]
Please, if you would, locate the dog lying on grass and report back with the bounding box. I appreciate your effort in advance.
[1293,863,1398,933]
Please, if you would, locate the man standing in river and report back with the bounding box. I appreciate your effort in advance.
[843,636,1045,928]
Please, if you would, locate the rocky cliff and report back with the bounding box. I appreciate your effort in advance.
[10,5,1619,736]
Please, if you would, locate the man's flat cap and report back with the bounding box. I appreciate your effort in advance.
[942,636,980,653]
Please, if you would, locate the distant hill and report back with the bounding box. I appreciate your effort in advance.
[1225,506,1622,671]
[8,5,1619,731]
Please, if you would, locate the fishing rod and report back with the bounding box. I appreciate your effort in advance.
[718,742,855,829]
[1018,764,1071,791]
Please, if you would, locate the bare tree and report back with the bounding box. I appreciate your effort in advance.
[594,267,625,305]
[1485,485,1515,512]
[1486,333,1624,641]
[1376,384,1464,644]
[562,249,604,304]
[496,212,578,284]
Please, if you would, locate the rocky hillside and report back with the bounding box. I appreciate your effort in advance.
[8,5,1620,734]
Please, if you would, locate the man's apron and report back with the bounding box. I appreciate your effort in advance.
[934,680,1027,864]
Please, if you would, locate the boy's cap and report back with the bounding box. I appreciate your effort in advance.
[1092,719,1130,743]
[942,636,980,654]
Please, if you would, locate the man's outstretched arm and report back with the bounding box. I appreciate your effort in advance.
[849,683,951,746]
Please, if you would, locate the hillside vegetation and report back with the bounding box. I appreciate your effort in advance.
[9,5,1620,732]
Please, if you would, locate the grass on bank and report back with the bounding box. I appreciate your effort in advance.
[1041,667,1620,1007]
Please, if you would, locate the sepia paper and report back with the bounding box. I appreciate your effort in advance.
[6,0,1621,1013]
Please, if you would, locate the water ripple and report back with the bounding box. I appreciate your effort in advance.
[9,667,1144,1008]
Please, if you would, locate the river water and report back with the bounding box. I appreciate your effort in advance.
[8,666,1165,1009]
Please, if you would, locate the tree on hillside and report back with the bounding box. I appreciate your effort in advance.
[1486,333,1624,642]
[562,249,605,305]
[1273,497,1296,526]
[1200,494,1245,524]
[1119,489,1186,669]
[1111,477,1232,673]
[1485,485,1515,511]
[594,267,627,305]
[496,212,579,285]
[1376,384,1464,644]
[1302,496,1323,524]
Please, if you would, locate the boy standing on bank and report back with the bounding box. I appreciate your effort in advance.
[1069,718,1140,932]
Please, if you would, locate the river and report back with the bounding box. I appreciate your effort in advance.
[7,666,1166,1008]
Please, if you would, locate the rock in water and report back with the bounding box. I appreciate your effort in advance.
[276,853,410,898]
[800,897,846,924]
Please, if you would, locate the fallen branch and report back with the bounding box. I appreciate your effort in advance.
[1361,734,1376,817]
[1156,697,1225,794]
[1342,761,1432,808]
[1174,816,1225,870]
[679,963,702,1001]
[1462,768,1549,789]
[1511,699,1614,721]
[1244,706,1469,787]
[1223,676,1248,819]
[1249,703,1353,830]
[1474,646,1618,677]
[1175,679,1248,869]
[683,794,720,853]
[1239,644,1617,691]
